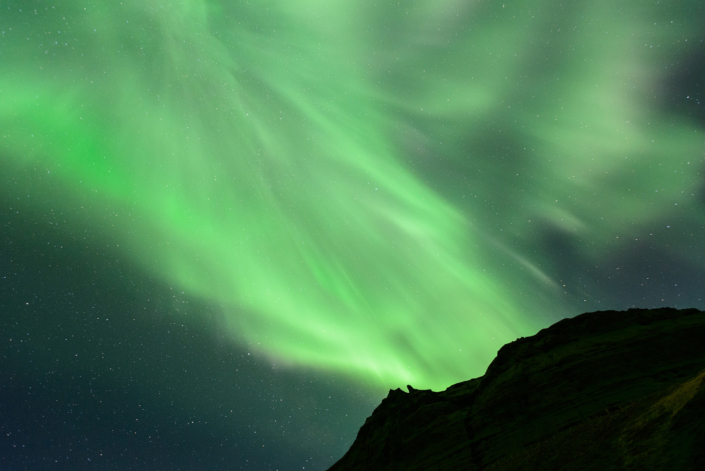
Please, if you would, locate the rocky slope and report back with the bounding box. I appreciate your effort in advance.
[328,307,705,470]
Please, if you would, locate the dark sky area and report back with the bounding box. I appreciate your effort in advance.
[1,0,704,469]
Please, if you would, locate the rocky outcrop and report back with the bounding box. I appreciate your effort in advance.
[328,307,705,470]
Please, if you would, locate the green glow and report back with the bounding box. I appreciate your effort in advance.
[2,0,703,389]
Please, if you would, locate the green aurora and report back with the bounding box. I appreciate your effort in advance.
[2,0,704,390]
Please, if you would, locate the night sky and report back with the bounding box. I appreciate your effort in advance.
[1,0,704,469]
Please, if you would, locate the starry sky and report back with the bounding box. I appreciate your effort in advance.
[1,0,704,469]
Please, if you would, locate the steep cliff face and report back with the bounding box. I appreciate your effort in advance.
[328,308,705,471]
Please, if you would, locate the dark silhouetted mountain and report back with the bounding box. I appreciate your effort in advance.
[328,307,705,470]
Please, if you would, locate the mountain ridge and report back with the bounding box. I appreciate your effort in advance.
[328,307,705,470]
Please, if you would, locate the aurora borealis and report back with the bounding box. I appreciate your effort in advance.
[2,0,704,469]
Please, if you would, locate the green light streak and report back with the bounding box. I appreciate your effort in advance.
[2,0,703,389]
